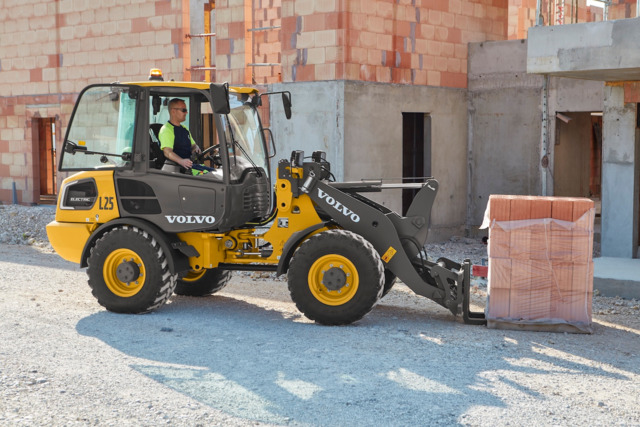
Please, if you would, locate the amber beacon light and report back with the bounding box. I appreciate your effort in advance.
[149,68,164,81]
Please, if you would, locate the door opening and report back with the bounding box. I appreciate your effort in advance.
[553,111,602,247]
[553,112,601,200]
[36,118,57,203]
[402,113,431,215]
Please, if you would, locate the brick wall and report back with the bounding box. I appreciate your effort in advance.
[608,0,638,20]
[230,0,603,86]
[215,0,250,84]
[0,0,191,204]
[520,0,604,36]
[279,0,509,88]
[251,0,282,84]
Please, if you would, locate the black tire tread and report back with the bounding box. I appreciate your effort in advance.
[288,229,384,325]
[174,269,232,296]
[87,225,177,313]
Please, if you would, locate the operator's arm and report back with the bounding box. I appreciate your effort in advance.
[189,131,201,154]
[159,125,193,169]
[162,146,193,169]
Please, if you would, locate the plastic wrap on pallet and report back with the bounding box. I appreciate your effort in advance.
[480,195,595,334]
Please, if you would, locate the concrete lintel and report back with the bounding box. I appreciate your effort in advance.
[527,18,640,81]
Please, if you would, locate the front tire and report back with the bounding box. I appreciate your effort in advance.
[87,226,177,313]
[175,268,232,296]
[288,230,384,325]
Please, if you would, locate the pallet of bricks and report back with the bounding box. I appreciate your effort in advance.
[483,195,595,333]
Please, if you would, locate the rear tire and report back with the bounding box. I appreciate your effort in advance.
[288,230,384,325]
[87,226,177,313]
[175,269,232,296]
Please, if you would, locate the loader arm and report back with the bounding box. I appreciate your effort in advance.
[299,171,467,314]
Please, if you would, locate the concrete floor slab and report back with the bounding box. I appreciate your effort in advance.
[593,257,640,299]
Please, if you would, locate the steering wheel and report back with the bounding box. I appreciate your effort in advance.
[202,144,219,156]
[192,144,221,168]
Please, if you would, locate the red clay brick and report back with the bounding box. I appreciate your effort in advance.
[171,28,183,44]
[530,197,552,219]
[30,68,42,82]
[571,198,594,221]
[131,18,149,33]
[325,12,347,29]
[303,14,326,32]
[439,71,466,88]
[624,82,640,103]
[431,0,449,12]
[155,1,174,16]
[281,16,297,34]
[228,22,245,38]
[295,64,315,81]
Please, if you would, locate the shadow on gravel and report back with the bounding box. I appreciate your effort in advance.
[76,293,640,426]
[0,244,81,272]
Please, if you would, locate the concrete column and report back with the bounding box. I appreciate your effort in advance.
[601,84,639,258]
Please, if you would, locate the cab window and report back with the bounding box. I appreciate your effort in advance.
[60,85,137,171]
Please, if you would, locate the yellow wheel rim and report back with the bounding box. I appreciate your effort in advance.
[308,254,359,306]
[103,249,146,297]
[181,269,206,282]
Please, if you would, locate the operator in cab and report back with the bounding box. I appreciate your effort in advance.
[159,98,215,175]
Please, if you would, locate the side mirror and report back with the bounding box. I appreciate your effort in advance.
[210,82,231,114]
[151,95,161,116]
[282,92,292,120]
[257,90,293,119]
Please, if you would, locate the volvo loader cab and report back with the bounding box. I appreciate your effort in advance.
[58,73,281,233]
[48,70,485,326]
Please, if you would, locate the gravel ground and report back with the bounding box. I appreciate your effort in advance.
[1,204,639,426]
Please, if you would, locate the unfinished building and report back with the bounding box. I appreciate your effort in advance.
[1,0,639,256]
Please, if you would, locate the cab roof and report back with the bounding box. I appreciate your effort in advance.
[123,80,258,95]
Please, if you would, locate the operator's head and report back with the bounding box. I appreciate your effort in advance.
[168,98,187,124]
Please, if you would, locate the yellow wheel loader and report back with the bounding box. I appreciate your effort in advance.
[46,71,485,326]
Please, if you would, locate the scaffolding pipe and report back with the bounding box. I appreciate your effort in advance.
[186,33,216,38]
[247,26,281,32]
[247,63,281,67]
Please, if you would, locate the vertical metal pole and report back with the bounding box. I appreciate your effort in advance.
[12,182,18,205]
[541,76,549,196]
[204,3,212,82]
